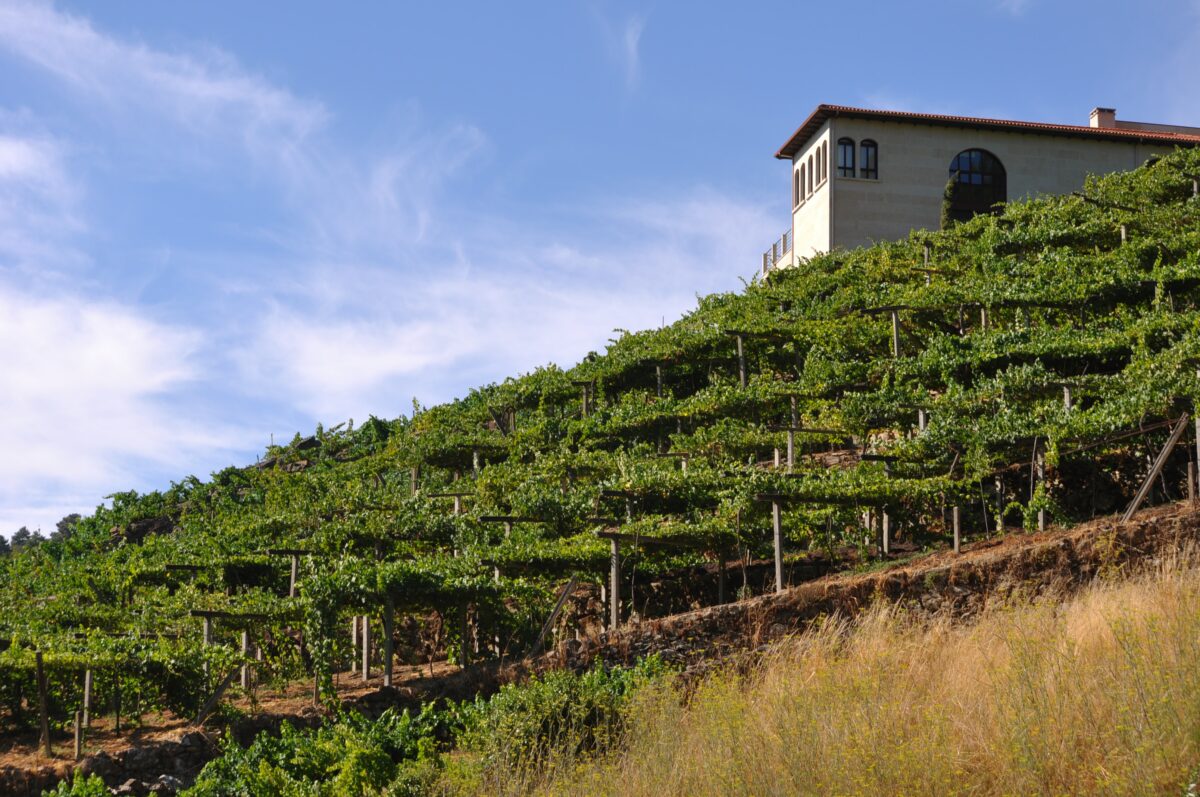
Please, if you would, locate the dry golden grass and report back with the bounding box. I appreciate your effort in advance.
[532,555,1200,797]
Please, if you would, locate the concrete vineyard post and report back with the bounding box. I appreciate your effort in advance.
[609,538,621,629]
[772,500,784,594]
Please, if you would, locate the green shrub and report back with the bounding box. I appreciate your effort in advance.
[43,773,109,797]
[455,655,669,776]
[185,705,446,797]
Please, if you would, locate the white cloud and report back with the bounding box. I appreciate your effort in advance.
[0,281,249,534]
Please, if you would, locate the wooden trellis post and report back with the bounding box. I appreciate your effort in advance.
[1121,412,1190,522]
[1035,447,1047,532]
[736,334,746,387]
[917,409,928,432]
[656,364,664,397]
[1194,368,1200,498]
[609,537,621,629]
[595,528,704,626]
[36,651,50,757]
[862,454,897,555]
[573,380,594,417]
[410,464,420,495]
[1063,385,1073,411]
[360,616,371,682]
[113,677,121,732]
[240,631,251,689]
[890,310,901,358]
[289,554,300,598]
[788,396,798,471]
[528,575,578,657]
[459,604,472,667]
[952,505,961,554]
[771,499,784,593]
[717,557,727,604]
[82,669,92,729]
[382,598,395,688]
[73,710,83,761]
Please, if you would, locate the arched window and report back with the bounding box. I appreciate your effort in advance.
[860,140,878,179]
[837,137,855,177]
[815,147,823,184]
[947,149,1007,222]
[807,154,814,195]
[822,141,829,180]
[793,168,800,207]
[799,164,806,203]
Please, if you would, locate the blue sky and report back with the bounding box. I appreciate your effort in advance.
[0,0,1197,535]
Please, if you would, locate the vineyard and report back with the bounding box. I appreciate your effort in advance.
[4,147,1200,792]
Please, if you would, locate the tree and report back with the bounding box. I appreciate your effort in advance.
[11,526,45,552]
[941,170,960,230]
[51,513,81,543]
[0,535,9,556]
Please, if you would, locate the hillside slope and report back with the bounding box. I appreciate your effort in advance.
[3,147,1200,771]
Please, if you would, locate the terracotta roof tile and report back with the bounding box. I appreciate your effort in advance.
[775,104,1200,159]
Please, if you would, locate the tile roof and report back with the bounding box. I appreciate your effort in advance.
[775,104,1200,159]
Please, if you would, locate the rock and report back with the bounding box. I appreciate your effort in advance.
[79,750,117,779]
[150,774,184,795]
[114,778,149,796]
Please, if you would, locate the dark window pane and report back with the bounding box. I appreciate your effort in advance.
[946,148,1006,222]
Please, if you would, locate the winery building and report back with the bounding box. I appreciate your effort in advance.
[762,105,1200,272]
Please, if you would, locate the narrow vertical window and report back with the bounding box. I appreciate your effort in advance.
[807,155,814,195]
[860,140,879,179]
[793,168,800,207]
[837,137,855,177]
[799,164,806,203]
[823,141,829,180]
[816,147,823,184]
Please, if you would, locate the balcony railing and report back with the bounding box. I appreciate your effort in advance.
[761,229,792,276]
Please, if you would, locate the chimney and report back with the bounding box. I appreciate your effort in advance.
[1090,107,1117,128]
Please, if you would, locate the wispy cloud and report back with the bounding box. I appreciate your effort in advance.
[0,0,326,167]
[0,129,88,279]
[239,187,775,420]
[996,0,1033,15]
[591,5,647,90]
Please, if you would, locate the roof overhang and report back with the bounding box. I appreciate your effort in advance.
[775,104,1200,160]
